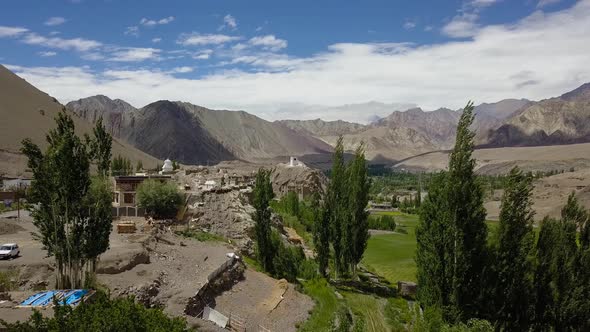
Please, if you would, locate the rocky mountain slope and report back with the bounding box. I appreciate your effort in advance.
[67,96,333,164]
[67,95,137,137]
[0,65,160,177]
[276,118,366,137]
[485,83,590,146]
[280,101,526,161]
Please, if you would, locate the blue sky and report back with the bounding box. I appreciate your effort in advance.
[1,0,589,123]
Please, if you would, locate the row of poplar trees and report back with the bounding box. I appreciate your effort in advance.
[22,112,114,289]
[416,102,590,330]
[313,140,371,278]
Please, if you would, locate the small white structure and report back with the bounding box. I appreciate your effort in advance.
[288,156,304,167]
[160,159,174,174]
[204,180,218,190]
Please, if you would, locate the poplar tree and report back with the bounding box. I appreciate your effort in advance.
[346,143,370,274]
[253,168,275,273]
[311,192,330,277]
[22,111,112,288]
[416,172,452,310]
[491,167,535,330]
[415,102,487,322]
[446,101,488,321]
[325,136,347,276]
[86,116,112,177]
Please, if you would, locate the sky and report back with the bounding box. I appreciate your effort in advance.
[1,0,589,123]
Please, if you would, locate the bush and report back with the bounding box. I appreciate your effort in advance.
[136,179,183,219]
[368,215,396,231]
[1,291,188,331]
[270,231,305,282]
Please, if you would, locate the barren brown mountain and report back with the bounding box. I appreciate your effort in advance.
[485,83,590,146]
[67,96,333,164]
[0,65,160,177]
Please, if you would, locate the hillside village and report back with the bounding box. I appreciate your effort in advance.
[1,1,590,329]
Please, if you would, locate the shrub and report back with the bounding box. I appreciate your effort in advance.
[136,179,183,219]
[1,291,188,331]
[368,215,396,231]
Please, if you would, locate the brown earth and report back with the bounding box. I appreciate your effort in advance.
[395,142,590,175]
[0,65,160,177]
[485,168,590,221]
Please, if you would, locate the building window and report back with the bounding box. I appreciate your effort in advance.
[124,193,134,204]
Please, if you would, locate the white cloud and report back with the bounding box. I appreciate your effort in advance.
[8,0,590,123]
[170,66,194,73]
[442,13,480,37]
[140,16,175,27]
[49,31,60,36]
[177,33,240,46]
[442,0,502,38]
[403,21,417,30]
[424,25,434,32]
[192,49,213,60]
[38,51,57,57]
[0,26,28,37]
[108,47,161,62]
[80,52,104,61]
[21,33,101,51]
[537,0,562,7]
[219,14,237,30]
[124,26,139,37]
[470,0,499,8]
[44,17,67,26]
[248,35,287,51]
[152,37,162,43]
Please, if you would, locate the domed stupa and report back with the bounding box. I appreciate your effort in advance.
[161,158,174,173]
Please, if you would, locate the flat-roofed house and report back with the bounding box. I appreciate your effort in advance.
[112,175,171,217]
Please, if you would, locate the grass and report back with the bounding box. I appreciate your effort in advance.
[363,212,419,283]
[363,212,503,284]
[175,230,226,242]
[299,279,340,332]
[342,291,391,332]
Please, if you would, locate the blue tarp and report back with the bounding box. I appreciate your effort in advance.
[19,290,90,307]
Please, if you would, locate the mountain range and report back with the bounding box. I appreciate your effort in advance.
[67,80,590,164]
[2,64,590,171]
[67,96,333,164]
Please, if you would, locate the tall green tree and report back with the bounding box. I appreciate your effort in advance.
[325,136,347,276]
[534,194,590,330]
[416,102,487,322]
[446,101,488,321]
[417,172,452,310]
[21,111,112,288]
[491,167,535,330]
[252,168,275,273]
[86,116,112,177]
[345,143,371,274]
[311,192,330,277]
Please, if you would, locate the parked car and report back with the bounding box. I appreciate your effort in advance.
[0,243,20,259]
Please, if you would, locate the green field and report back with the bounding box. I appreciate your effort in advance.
[363,211,419,283]
[362,211,500,284]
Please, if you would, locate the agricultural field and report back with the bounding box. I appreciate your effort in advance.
[363,211,419,283]
[362,211,500,284]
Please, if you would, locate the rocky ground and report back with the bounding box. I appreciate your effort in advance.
[0,211,314,330]
[484,168,590,221]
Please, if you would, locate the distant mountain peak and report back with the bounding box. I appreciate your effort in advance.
[560,82,590,102]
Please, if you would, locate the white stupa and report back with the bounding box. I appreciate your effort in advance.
[161,159,174,173]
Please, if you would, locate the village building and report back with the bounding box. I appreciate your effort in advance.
[204,180,218,190]
[112,175,171,217]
